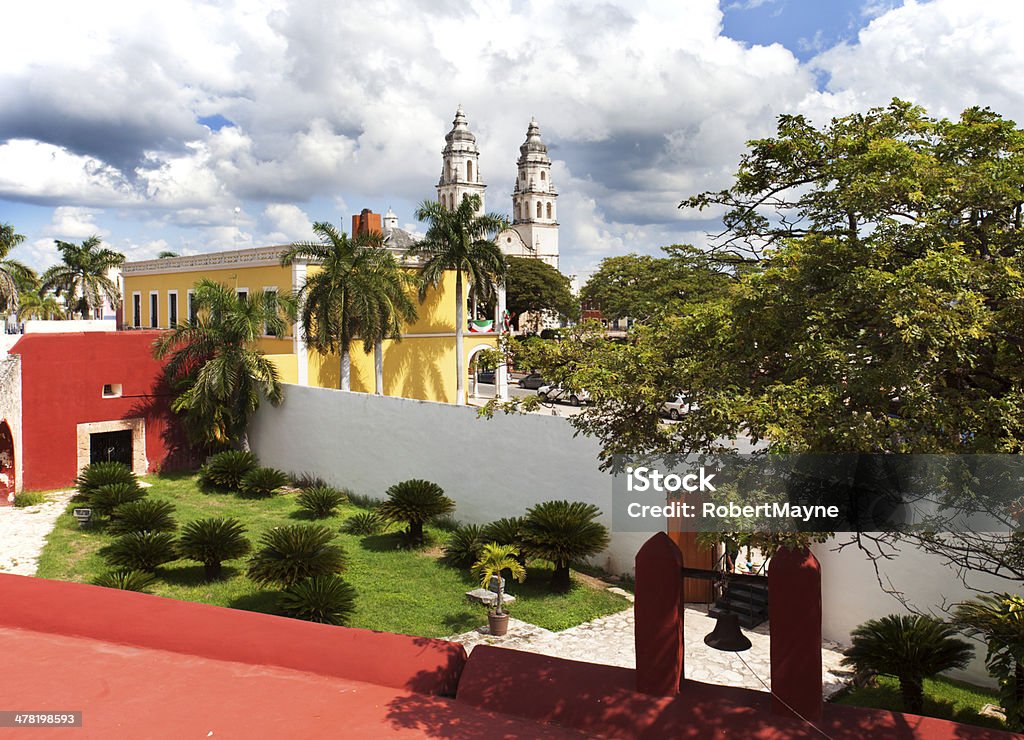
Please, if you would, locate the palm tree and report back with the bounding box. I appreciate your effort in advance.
[0,223,37,313]
[954,594,1024,730]
[16,289,65,321]
[40,236,124,318]
[841,614,974,714]
[413,195,507,405]
[520,500,610,590]
[282,223,418,393]
[472,543,526,617]
[153,278,296,450]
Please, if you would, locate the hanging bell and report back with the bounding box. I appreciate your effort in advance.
[703,612,752,652]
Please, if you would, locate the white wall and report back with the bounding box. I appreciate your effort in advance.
[250,384,649,575]
[23,319,117,333]
[814,537,1016,686]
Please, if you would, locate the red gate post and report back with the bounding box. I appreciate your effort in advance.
[768,546,823,721]
[634,532,684,695]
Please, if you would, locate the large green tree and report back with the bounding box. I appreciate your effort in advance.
[41,236,124,318]
[16,289,65,321]
[413,195,507,404]
[497,99,1024,581]
[282,223,417,393]
[505,256,578,331]
[580,245,731,323]
[153,279,296,450]
[0,223,37,313]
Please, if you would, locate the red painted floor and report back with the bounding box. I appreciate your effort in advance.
[0,627,582,739]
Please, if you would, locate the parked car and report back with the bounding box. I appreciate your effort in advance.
[537,384,590,406]
[476,369,496,384]
[661,394,695,420]
[517,372,547,389]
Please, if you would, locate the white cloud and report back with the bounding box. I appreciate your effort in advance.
[263,203,313,243]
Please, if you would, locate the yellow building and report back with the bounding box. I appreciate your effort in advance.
[121,239,508,405]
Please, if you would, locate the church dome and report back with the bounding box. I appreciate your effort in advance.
[518,118,550,162]
[444,105,478,148]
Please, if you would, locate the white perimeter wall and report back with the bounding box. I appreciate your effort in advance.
[250,384,649,575]
[23,319,117,333]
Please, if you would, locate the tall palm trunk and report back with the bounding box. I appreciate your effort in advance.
[340,346,351,391]
[374,338,384,395]
[455,270,464,405]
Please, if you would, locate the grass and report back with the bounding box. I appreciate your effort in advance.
[36,472,629,638]
[834,674,1006,731]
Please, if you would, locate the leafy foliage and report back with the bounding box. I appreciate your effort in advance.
[297,485,348,518]
[247,524,348,588]
[104,531,178,572]
[89,483,146,517]
[0,222,36,312]
[954,594,1024,730]
[841,614,974,714]
[108,499,177,535]
[15,289,64,321]
[239,467,290,498]
[279,575,357,625]
[12,491,44,507]
[472,543,526,616]
[506,256,579,331]
[441,524,486,568]
[482,517,525,549]
[378,479,456,546]
[290,471,328,490]
[177,517,252,580]
[75,462,137,497]
[340,511,386,535]
[92,569,157,593]
[521,501,610,589]
[153,279,295,449]
[198,450,259,490]
[40,235,123,318]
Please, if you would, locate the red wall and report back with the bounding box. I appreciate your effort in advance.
[11,331,178,491]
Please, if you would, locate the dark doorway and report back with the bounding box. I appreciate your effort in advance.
[0,420,14,506]
[90,430,133,467]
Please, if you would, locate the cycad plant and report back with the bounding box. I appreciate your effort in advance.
[441,524,486,568]
[104,531,178,572]
[520,501,610,590]
[199,450,259,490]
[954,594,1024,730]
[90,482,147,517]
[75,461,137,497]
[483,516,527,568]
[340,511,385,535]
[92,569,157,593]
[177,517,252,580]
[841,614,974,714]
[108,499,177,535]
[247,524,348,588]
[297,485,348,518]
[378,479,455,546]
[279,575,357,625]
[472,543,526,618]
[239,467,290,497]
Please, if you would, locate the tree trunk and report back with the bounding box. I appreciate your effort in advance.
[455,271,465,405]
[409,520,424,546]
[551,560,571,591]
[340,346,351,391]
[899,676,924,715]
[374,339,384,395]
[495,577,505,616]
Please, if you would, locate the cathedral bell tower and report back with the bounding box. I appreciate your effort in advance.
[510,118,559,269]
[437,106,485,213]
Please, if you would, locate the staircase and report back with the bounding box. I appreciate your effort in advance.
[709,575,769,629]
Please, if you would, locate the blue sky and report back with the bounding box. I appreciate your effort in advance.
[2,0,1022,281]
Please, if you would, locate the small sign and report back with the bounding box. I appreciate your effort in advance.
[488,575,505,593]
[72,508,93,527]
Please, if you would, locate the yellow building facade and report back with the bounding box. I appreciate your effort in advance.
[121,245,507,405]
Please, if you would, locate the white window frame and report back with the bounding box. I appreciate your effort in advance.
[149,291,160,329]
[132,292,142,328]
[262,285,278,337]
[167,290,178,328]
[236,287,249,303]
[187,289,196,324]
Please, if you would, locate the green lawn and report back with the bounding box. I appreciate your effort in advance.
[834,674,1006,731]
[35,472,630,638]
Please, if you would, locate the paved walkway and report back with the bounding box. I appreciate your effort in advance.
[448,590,852,698]
[0,491,75,575]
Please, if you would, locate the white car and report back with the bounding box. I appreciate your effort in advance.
[661,394,695,420]
[537,384,590,406]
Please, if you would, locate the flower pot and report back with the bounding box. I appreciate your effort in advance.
[488,612,509,636]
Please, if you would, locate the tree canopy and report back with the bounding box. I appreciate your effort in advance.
[505,256,578,330]
[41,236,124,318]
[0,223,36,312]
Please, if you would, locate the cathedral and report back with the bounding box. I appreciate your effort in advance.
[434,106,560,271]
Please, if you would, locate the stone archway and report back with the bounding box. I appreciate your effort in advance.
[0,420,14,505]
[466,344,497,401]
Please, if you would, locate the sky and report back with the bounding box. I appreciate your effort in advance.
[2,0,1023,283]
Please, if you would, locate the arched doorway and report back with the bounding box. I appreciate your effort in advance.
[0,420,14,505]
[466,344,498,402]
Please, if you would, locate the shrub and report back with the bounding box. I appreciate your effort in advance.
[482,517,525,548]
[432,515,462,533]
[92,569,157,593]
[279,575,357,625]
[290,471,328,490]
[90,482,146,517]
[841,614,974,715]
[247,524,348,588]
[177,517,252,580]
[441,524,486,568]
[340,511,385,535]
[239,467,290,498]
[297,485,348,518]
[521,500,610,590]
[108,499,177,535]
[75,461,136,497]
[105,531,178,572]
[377,479,455,546]
[954,594,1024,731]
[198,450,258,490]
[13,492,45,507]
[346,491,382,510]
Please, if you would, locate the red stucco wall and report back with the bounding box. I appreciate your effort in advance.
[10,331,177,491]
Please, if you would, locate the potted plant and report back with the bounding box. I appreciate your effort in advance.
[472,543,526,636]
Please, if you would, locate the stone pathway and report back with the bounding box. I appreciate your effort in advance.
[0,491,75,576]
[448,591,852,698]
